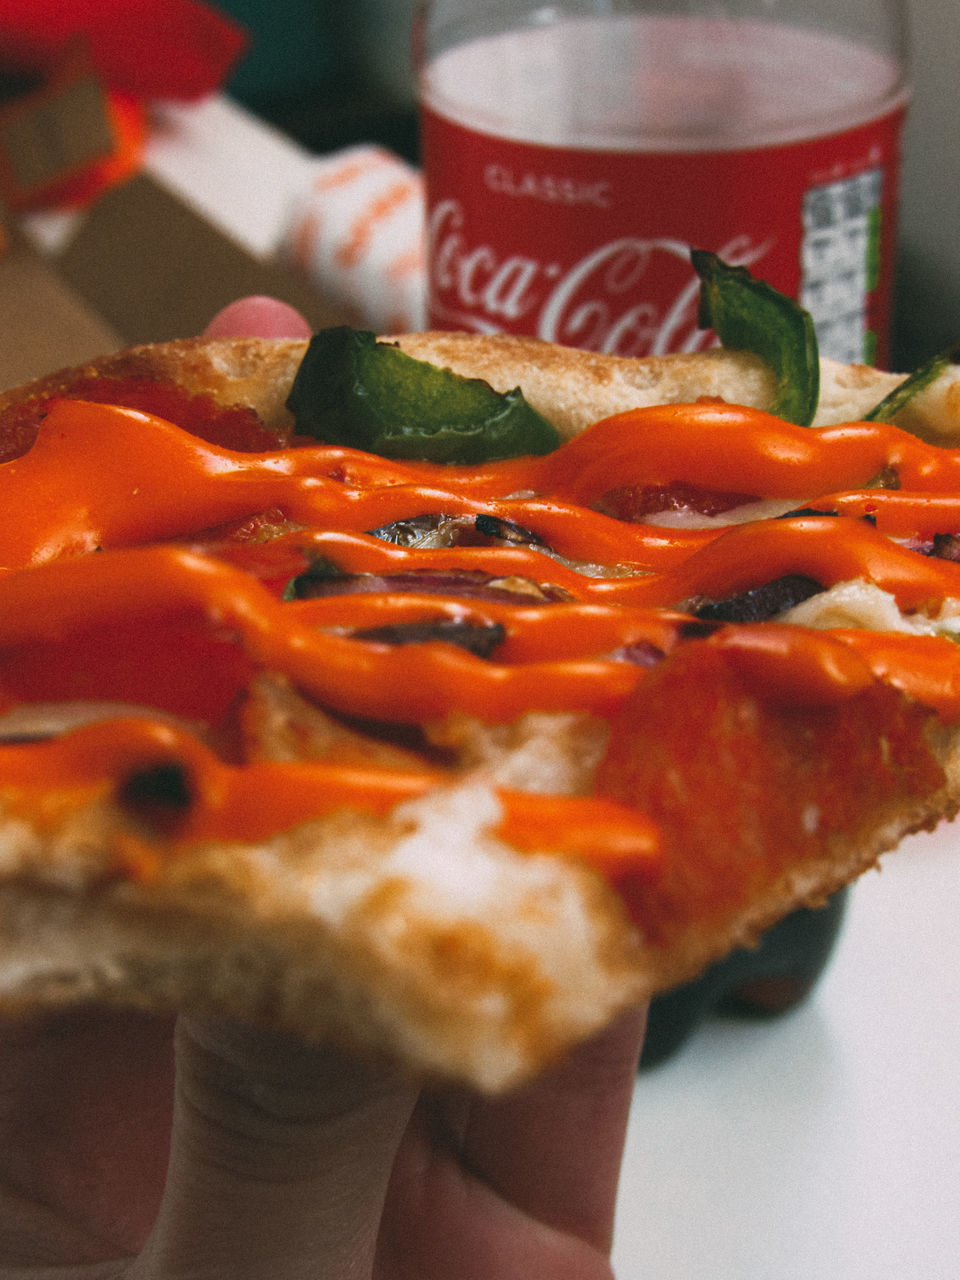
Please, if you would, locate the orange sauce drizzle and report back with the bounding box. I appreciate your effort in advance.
[271,518,960,609]
[535,404,960,501]
[0,717,660,882]
[2,392,960,885]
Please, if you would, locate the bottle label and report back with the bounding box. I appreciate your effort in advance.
[421,102,907,366]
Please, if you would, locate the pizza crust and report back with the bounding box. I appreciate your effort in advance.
[0,330,926,442]
[0,777,649,1092]
[396,335,918,436]
[0,336,306,434]
[0,732,949,1091]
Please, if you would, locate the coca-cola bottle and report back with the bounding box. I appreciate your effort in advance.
[416,0,910,367]
[416,0,902,1062]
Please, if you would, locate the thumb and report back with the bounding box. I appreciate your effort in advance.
[202,296,313,339]
[132,1015,417,1280]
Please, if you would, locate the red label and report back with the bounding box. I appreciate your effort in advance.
[421,104,906,366]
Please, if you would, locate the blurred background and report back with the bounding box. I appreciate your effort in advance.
[222,0,420,164]
[0,0,951,368]
[220,0,958,371]
[888,0,960,367]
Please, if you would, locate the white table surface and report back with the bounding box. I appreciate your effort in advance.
[612,821,960,1280]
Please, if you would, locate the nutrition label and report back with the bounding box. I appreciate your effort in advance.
[799,168,884,365]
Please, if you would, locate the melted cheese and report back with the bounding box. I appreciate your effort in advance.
[782,579,960,638]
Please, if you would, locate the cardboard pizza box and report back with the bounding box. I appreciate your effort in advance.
[55,171,348,347]
[0,185,345,392]
[0,94,353,390]
[0,221,122,387]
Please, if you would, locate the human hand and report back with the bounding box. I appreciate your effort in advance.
[0,297,647,1279]
[0,1002,645,1279]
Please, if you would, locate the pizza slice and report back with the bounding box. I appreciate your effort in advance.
[0,306,957,1092]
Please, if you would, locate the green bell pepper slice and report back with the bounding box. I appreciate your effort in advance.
[286,327,560,463]
[692,249,820,427]
[863,343,960,423]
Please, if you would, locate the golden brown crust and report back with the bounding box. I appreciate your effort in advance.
[0,778,649,1091]
[393,334,916,434]
[394,333,779,438]
[0,337,309,435]
[0,331,954,1090]
[0,329,920,438]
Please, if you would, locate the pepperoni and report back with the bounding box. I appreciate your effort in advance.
[595,638,945,939]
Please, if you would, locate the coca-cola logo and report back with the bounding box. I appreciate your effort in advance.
[428,198,772,357]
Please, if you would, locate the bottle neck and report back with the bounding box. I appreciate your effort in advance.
[419,12,908,152]
[418,0,909,60]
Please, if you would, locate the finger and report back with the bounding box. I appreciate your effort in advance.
[0,1008,174,1263]
[134,1016,416,1280]
[456,1004,647,1252]
[203,296,313,339]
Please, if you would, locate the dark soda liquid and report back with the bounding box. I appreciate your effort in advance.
[640,889,848,1068]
